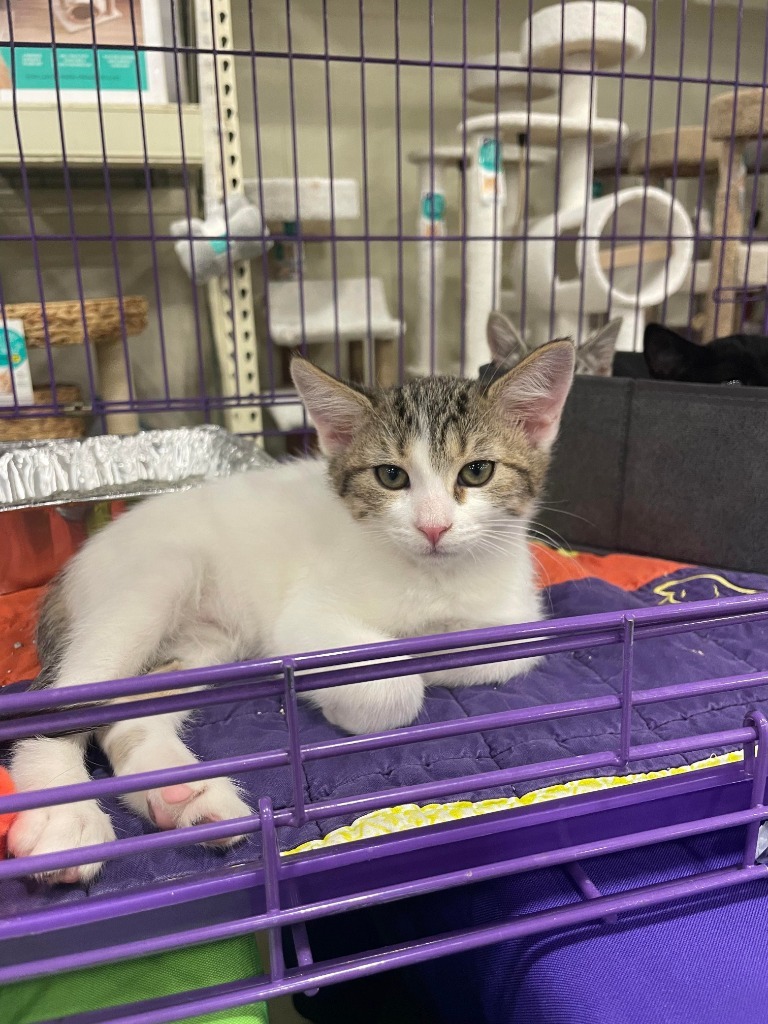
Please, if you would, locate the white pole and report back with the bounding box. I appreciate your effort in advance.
[557,53,595,211]
[557,52,594,342]
[464,134,507,374]
[412,162,447,376]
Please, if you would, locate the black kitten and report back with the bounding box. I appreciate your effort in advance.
[644,324,768,386]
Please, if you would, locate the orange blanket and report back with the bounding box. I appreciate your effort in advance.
[0,545,686,690]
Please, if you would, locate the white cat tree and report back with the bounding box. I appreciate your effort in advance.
[245,177,401,433]
[455,53,559,375]
[462,2,694,364]
[407,135,549,377]
[407,146,465,378]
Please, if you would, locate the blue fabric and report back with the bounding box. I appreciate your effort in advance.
[2,563,768,931]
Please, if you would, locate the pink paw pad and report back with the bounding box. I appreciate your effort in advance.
[58,866,84,885]
[161,784,195,805]
[148,785,196,830]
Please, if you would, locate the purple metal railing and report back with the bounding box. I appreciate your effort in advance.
[3,593,768,1023]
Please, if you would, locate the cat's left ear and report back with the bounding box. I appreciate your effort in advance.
[487,339,575,450]
[291,356,373,456]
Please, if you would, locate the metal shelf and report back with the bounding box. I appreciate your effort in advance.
[0,102,203,169]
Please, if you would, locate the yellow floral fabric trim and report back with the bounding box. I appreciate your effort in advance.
[284,750,743,856]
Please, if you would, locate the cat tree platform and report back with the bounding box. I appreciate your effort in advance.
[0,385,86,443]
[466,51,558,105]
[266,278,401,432]
[267,278,400,348]
[245,178,360,223]
[628,127,719,179]
[462,110,625,149]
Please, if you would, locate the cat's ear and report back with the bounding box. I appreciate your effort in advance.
[291,356,372,456]
[644,324,703,380]
[487,311,529,368]
[487,339,575,450]
[577,319,621,376]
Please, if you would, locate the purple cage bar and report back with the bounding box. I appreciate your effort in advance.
[0,0,765,429]
[3,594,768,1024]
[2,2,768,1022]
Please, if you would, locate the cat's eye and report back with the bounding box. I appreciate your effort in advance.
[458,460,495,487]
[375,465,410,490]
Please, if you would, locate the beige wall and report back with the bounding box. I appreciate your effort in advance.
[233,0,768,370]
[2,1,767,425]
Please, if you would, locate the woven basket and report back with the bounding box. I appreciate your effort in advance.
[5,297,149,347]
[0,385,88,442]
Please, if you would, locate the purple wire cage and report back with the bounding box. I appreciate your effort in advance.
[2,1,768,1022]
[0,0,766,441]
[3,596,768,1023]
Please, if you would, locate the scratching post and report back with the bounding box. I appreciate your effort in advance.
[408,140,549,376]
[407,148,464,377]
[627,127,719,331]
[557,52,596,212]
[458,52,558,373]
[5,297,148,435]
[527,2,646,212]
[466,110,625,351]
[706,139,746,341]
[464,131,507,376]
[703,88,768,342]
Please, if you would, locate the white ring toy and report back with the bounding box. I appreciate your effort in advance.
[511,186,694,350]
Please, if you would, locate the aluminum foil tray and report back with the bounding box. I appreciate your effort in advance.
[0,426,274,511]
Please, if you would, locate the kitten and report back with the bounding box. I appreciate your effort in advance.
[479,312,621,384]
[644,323,768,386]
[7,341,574,883]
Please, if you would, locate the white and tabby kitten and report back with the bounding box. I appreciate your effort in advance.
[8,332,574,883]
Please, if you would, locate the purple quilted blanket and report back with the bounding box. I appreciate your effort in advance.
[2,559,768,918]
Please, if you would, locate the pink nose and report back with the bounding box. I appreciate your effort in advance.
[418,524,451,548]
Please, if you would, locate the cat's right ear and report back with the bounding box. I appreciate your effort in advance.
[291,356,373,456]
[643,324,702,380]
[487,338,575,450]
[487,311,528,368]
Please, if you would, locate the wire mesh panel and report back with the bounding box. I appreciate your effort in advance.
[0,1,765,450]
[2,595,768,1022]
[3,3,768,1022]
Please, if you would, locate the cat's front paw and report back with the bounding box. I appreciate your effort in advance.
[139,777,252,847]
[7,801,116,885]
[312,673,425,735]
[425,654,541,689]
